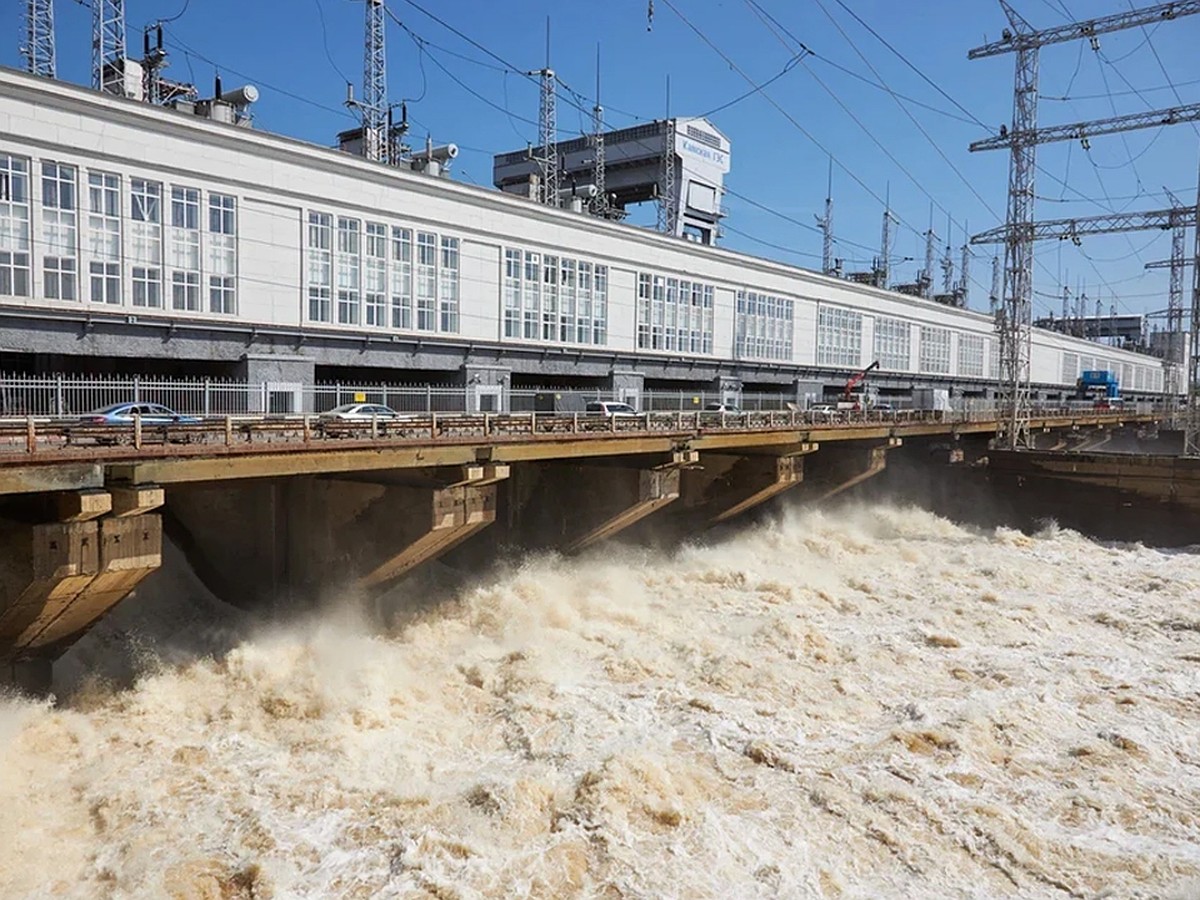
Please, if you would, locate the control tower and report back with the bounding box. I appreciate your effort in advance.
[493,117,730,245]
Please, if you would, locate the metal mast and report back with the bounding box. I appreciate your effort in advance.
[92,0,126,94]
[968,1,1200,449]
[530,19,558,207]
[817,157,836,276]
[657,77,677,234]
[590,46,609,217]
[361,0,387,162]
[877,197,895,288]
[22,0,55,78]
[959,232,971,307]
[920,213,936,299]
[989,256,1001,314]
[941,215,955,295]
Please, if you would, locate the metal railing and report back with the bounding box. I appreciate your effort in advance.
[0,372,1168,422]
[0,404,1160,463]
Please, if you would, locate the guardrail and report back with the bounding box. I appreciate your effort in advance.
[0,406,1152,461]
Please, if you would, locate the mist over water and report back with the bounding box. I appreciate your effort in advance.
[2,503,1199,899]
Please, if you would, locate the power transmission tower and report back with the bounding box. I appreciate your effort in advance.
[529,20,558,207]
[1143,190,1190,416]
[968,0,1200,450]
[362,0,387,162]
[816,157,836,276]
[92,0,126,94]
[22,0,55,78]
[1188,171,1200,456]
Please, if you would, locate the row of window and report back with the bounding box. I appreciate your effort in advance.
[502,249,609,345]
[1072,354,1162,392]
[0,154,237,313]
[636,272,715,354]
[306,212,459,332]
[735,290,794,361]
[873,316,911,371]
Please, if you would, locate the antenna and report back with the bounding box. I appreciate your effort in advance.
[528,18,559,206]
[92,0,126,94]
[22,0,56,78]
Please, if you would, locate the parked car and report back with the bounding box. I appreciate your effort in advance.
[585,401,639,417]
[873,402,895,413]
[809,404,839,420]
[704,402,741,413]
[318,403,403,421]
[79,402,201,425]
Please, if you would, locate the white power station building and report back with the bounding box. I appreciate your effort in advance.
[0,65,1175,412]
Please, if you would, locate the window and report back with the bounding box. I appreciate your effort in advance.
[88,171,121,304]
[1061,352,1078,385]
[130,179,162,308]
[919,326,951,374]
[209,276,235,315]
[207,193,236,314]
[169,185,200,310]
[364,222,387,327]
[736,289,793,361]
[874,317,911,371]
[541,254,558,341]
[172,271,200,311]
[816,305,862,367]
[336,217,360,325]
[989,338,999,379]
[636,269,714,353]
[523,251,541,340]
[501,248,608,346]
[957,333,985,377]
[390,226,412,329]
[307,211,332,322]
[41,161,76,301]
[439,236,459,333]
[503,248,522,338]
[416,231,437,332]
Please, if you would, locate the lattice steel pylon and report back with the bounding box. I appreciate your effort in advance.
[22,0,56,78]
[92,0,125,94]
[1187,170,1200,456]
[817,157,835,276]
[657,77,677,235]
[590,47,608,217]
[361,0,387,162]
[969,0,1200,449]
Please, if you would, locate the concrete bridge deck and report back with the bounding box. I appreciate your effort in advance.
[0,407,1153,494]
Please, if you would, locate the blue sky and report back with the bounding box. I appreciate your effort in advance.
[7,0,1199,322]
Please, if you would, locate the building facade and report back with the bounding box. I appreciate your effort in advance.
[0,66,1172,409]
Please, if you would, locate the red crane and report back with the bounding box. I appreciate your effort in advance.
[841,360,881,409]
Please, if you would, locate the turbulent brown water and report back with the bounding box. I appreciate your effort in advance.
[2,503,1199,899]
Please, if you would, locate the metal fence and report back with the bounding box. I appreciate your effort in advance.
[0,372,1169,420]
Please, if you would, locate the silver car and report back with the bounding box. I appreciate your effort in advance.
[318,402,402,421]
